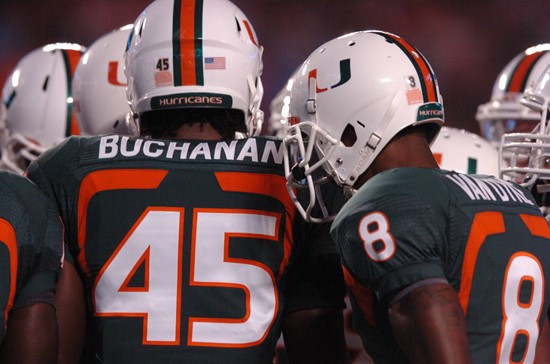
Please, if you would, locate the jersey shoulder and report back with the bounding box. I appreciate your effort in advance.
[334,167,449,228]
[0,172,63,309]
[0,171,56,218]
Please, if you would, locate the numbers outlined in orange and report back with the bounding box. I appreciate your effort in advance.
[0,219,18,324]
[357,211,396,263]
[82,169,290,347]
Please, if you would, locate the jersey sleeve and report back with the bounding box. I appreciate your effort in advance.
[13,191,64,309]
[332,192,447,304]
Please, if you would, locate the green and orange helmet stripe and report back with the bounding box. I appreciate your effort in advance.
[172,0,204,87]
[506,49,549,93]
[60,48,83,136]
[371,31,440,104]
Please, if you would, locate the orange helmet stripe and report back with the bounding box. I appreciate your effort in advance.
[61,49,83,136]
[373,31,439,103]
[507,50,547,93]
[173,0,204,87]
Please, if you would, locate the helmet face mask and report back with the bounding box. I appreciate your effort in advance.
[1,43,84,174]
[500,65,550,188]
[124,0,264,137]
[477,44,550,148]
[283,30,444,222]
[0,133,43,174]
[73,25,133,136]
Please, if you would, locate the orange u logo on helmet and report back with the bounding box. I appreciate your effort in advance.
[108,61,127,86]
[308,58,351,94]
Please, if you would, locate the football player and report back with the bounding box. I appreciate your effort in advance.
[476,44,550,149]
[0,43,85,173]
[0,171,63,363]
[500,65,550,206]
[283,30,550,363]
[271,72,372,364]
[1,43,87,364]
[268,66,302,138]
[73,25,133,136]
[499,62,550,359]
[26,0,348,363]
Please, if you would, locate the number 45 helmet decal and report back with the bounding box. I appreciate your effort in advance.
[283,30,444,222]
[125,0,264,137]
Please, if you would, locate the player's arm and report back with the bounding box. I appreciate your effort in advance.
[388,281,472,364]
[282,307,349,364]
[56,259,86,364]
[534,312,550,363]
[1,299,58,364]
[281,253,350,364]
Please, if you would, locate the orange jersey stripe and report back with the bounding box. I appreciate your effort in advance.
[77,169,168,276]
[215,172,296,277]
[342,265,375,326]
[520,214,550,239]
[458,211,505,313]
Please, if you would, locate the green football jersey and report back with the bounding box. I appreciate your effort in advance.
[27,135,344,363]
[0,171,63,343]
[331,167,550,363]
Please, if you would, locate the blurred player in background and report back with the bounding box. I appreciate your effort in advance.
[500,65,550,209]
[268,67,302,138]
[476,44,550,148]
[430,126,499,176]
[0,171,63,363]
[73,25,132,136]
[26,0,348,363]
[284,30,550,363]
[0,43,84,174]
[1,42,86,364]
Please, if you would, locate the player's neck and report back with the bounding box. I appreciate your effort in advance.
[173,122,223,140]
[355,130,439,188]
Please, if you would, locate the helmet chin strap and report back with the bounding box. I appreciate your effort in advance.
[348,90,403,185]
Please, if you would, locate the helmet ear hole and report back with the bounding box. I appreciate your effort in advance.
[341,123,357,147]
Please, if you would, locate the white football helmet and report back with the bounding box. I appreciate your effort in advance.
[1,43,85,174]
[268,66,302,137]
[73,25,132,135]
[268,79,293,138]
[476,44,550,148]
[125,0,264,137]
[283,30,444,222]
[500,65,550,188]
[430,127,499,176]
